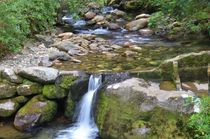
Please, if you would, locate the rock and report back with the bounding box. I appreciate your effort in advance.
[58,32,73,40]
[17,67,59,84]
[14,95,57,131]
[99,45,113,51]
[120,0,140,10]
[0,98,19,117]
[139,28,154,36]
[112,9,125,17]
[43,85,67,99]
[0,96,28,117]
[38,55,53,67]
[107,23,120,30]
[65,75,89,118]
[105,78,196,113]
[0,82,16,99]
[159,81,176,91]
[1,68,23,84]
[125,18,148,31]
[89,43,99,50]
[135,14,150,20]
[88,2,100,9]
[85,11,96,20]
[92,15,105,23]
[110,44,122,49]
[123,50,137,57]
[50,40,78,52]
[71,58,82,63]
[17,80,43,96]
[130,45,142,51]
[35,34,54,47]
[48,51,71,61]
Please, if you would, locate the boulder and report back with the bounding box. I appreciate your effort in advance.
[1,68,23,84]
[50,40,78,52]
[48,51,71,61]
[43,85,67,99]
[92,15,105,23]
[0,96,28,117]
[135,14,150,20]
[85,11,96,20]
[107,23,120,30]
[125,18,148,31]
[88,2,100,9]
[112,9,125,17]
[105,78,197,113]
[17,80,43,96]
[0,82,16,99]
[17,67,59,84]
[14,95,57,131]
[139,28,154,36]
[58,32,73,40]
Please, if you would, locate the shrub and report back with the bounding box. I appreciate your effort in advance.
[0,0,59,52]
[187,97,210,139]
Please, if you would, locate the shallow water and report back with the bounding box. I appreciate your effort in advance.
[55,29,210,73]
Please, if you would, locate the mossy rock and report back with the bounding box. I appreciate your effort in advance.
[0,96,28,117]
[0,81,17,99]
[64,93,75,118]
[96,92,190,139]
[159,81,176,91]
[56,74,79,90]
[14,95,57,131]
[43,84,67,99]
[17,80,43,96]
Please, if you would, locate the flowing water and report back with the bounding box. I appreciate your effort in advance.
[55,75,102,139]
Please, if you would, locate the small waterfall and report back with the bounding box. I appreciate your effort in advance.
[55,75,102,139]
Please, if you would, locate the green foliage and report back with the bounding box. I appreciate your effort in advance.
[0,0,59,52]
[66,0,105,15]
[187,97,210,139]
[147,0,210,36]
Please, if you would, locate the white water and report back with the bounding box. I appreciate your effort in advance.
[55,75,102,139]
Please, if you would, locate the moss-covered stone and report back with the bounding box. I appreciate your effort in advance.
[17,80,43,96]
[0,96,28,117]
[64,93,75,118]
[57,74,78,90]
[96,92,190,139]
[14,95,57,131]
[0,81,17,99]
[159,81,176,91]
[43,84,67,99]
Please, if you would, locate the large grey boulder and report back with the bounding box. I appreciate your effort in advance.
[14,95,57,131]
[1,68,23,84]
[17,67,59,84]
[125,18,148,31]
[0,82,17,99]
[106,78,198,113]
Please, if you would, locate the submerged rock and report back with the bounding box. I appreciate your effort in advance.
[14,95,57,131]
[17,67,59,84]
[139,28,154,36]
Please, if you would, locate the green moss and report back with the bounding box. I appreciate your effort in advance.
[159,62,174,81]
[14,96,29,104]
[18,95,57,123]
[96,93,190,139]
[58,75,78,90]
[43,84,67,99]
[159,81,176,91]
[65,93,75,118]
